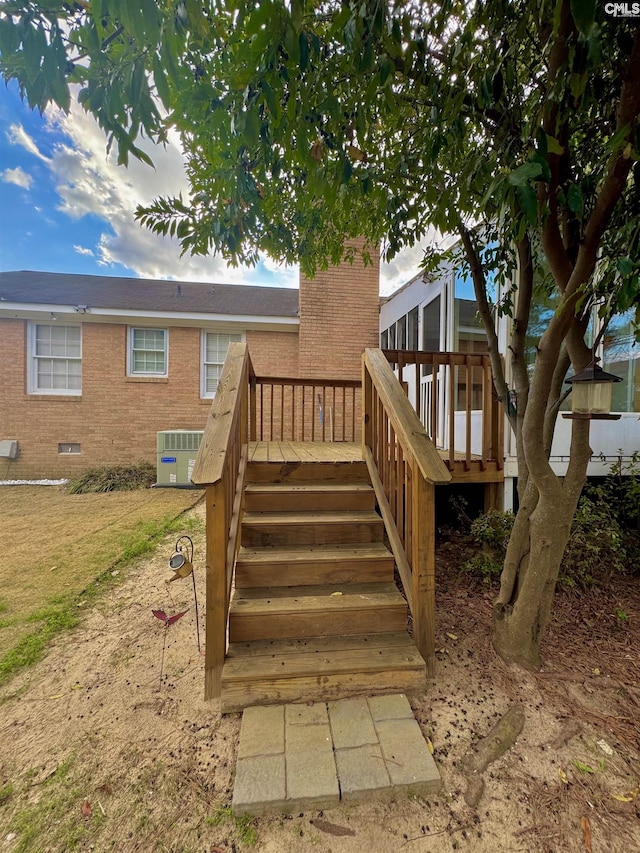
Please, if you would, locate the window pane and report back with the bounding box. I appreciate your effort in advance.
[32,325,81,393]
[203,333,242,394]
[130,328,166,374]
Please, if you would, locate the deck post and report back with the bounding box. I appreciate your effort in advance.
[411,464,436,679]
[204,480,228,700]
[362,357,374,454]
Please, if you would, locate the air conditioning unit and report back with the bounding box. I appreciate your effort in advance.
[156,430,204,486]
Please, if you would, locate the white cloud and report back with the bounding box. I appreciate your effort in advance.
[1,166,33,189]
[33,102,287,285]
[73,244,94,256]
[22,97,428,292]
[6,123,50,162]
[379,228,443,296]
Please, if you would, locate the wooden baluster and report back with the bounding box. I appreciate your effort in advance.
[291,384,296,442]
[352,385,357,442]
[322,385,326,441]
[396,441,404,545]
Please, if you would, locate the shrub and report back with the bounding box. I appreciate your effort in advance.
[67,461,156,494]
[460,455,640,588]
[461,509,514,581]
[559,497,627,587]
[469,508,514,557]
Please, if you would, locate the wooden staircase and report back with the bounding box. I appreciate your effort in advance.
[219,459,427,712]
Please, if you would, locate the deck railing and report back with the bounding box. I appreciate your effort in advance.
[363,349,451,677]
[191,342,253,700]
[383,349,503,473]
[251,376,361,443]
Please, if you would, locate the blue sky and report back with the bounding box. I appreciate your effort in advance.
[0,80,421,293]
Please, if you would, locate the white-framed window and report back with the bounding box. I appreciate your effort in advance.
[201,331,243,397]
[28,323,82,394]
[127,328,168,376]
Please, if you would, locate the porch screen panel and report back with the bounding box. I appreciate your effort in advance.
[603,311,639,412]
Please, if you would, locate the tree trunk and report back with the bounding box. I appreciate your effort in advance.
[493,421,591,668]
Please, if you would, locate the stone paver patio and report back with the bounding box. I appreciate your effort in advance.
[232,694,441,815]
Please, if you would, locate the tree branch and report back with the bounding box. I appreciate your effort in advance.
[457,222,515,433]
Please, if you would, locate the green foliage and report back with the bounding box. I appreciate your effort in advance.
[462,509,514,582]
[2,1,639,294]
[7,754,97,853]
[207,804,258,846]
[67,461,156,493]
[0,781,15,806]
[470,509,515,557]
[559,493,628,588]
[0,604,78,686]
[559,454,640,588]
[464,457,640,588]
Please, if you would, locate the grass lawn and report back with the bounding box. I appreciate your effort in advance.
[0,485,202,685]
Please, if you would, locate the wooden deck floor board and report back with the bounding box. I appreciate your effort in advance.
[248,441,362,463]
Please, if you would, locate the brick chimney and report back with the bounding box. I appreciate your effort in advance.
[298,241,380,379]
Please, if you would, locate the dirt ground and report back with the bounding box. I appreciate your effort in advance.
[0,502,639,853]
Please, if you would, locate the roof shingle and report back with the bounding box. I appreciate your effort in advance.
[0,271,299,318]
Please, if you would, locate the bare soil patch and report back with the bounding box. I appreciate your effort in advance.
[0,510,638,853]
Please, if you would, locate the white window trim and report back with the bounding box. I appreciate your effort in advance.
[200,330,245,398]
[127,327,169,377]
[27,322,82,395]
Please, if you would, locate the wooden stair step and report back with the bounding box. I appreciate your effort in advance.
[235,543,394,587]
[244,482,376,512]
[228,582,407,642]
[221,633,426,712]
[241,510,384,546]
[247,460,370,484]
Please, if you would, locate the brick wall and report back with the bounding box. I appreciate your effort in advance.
[0,320,241,479]
[244,329,299,377]
[2,247,379,477]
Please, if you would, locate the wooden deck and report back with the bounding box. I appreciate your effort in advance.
[248,441,503,483]
[248,441,363,463]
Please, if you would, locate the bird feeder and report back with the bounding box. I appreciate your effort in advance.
[562,362,623,420]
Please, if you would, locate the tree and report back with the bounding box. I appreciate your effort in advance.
[2,0,639,667]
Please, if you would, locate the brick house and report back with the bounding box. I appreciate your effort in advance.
[0,251,380,479]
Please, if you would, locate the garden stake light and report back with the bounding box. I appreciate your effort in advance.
[152,609,188,686]
[167,535,201,652]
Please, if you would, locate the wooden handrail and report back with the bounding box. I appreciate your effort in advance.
[191,342,253,700]
[363,348,451,679]
[192,343,253,486]
[365,350,450,485]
